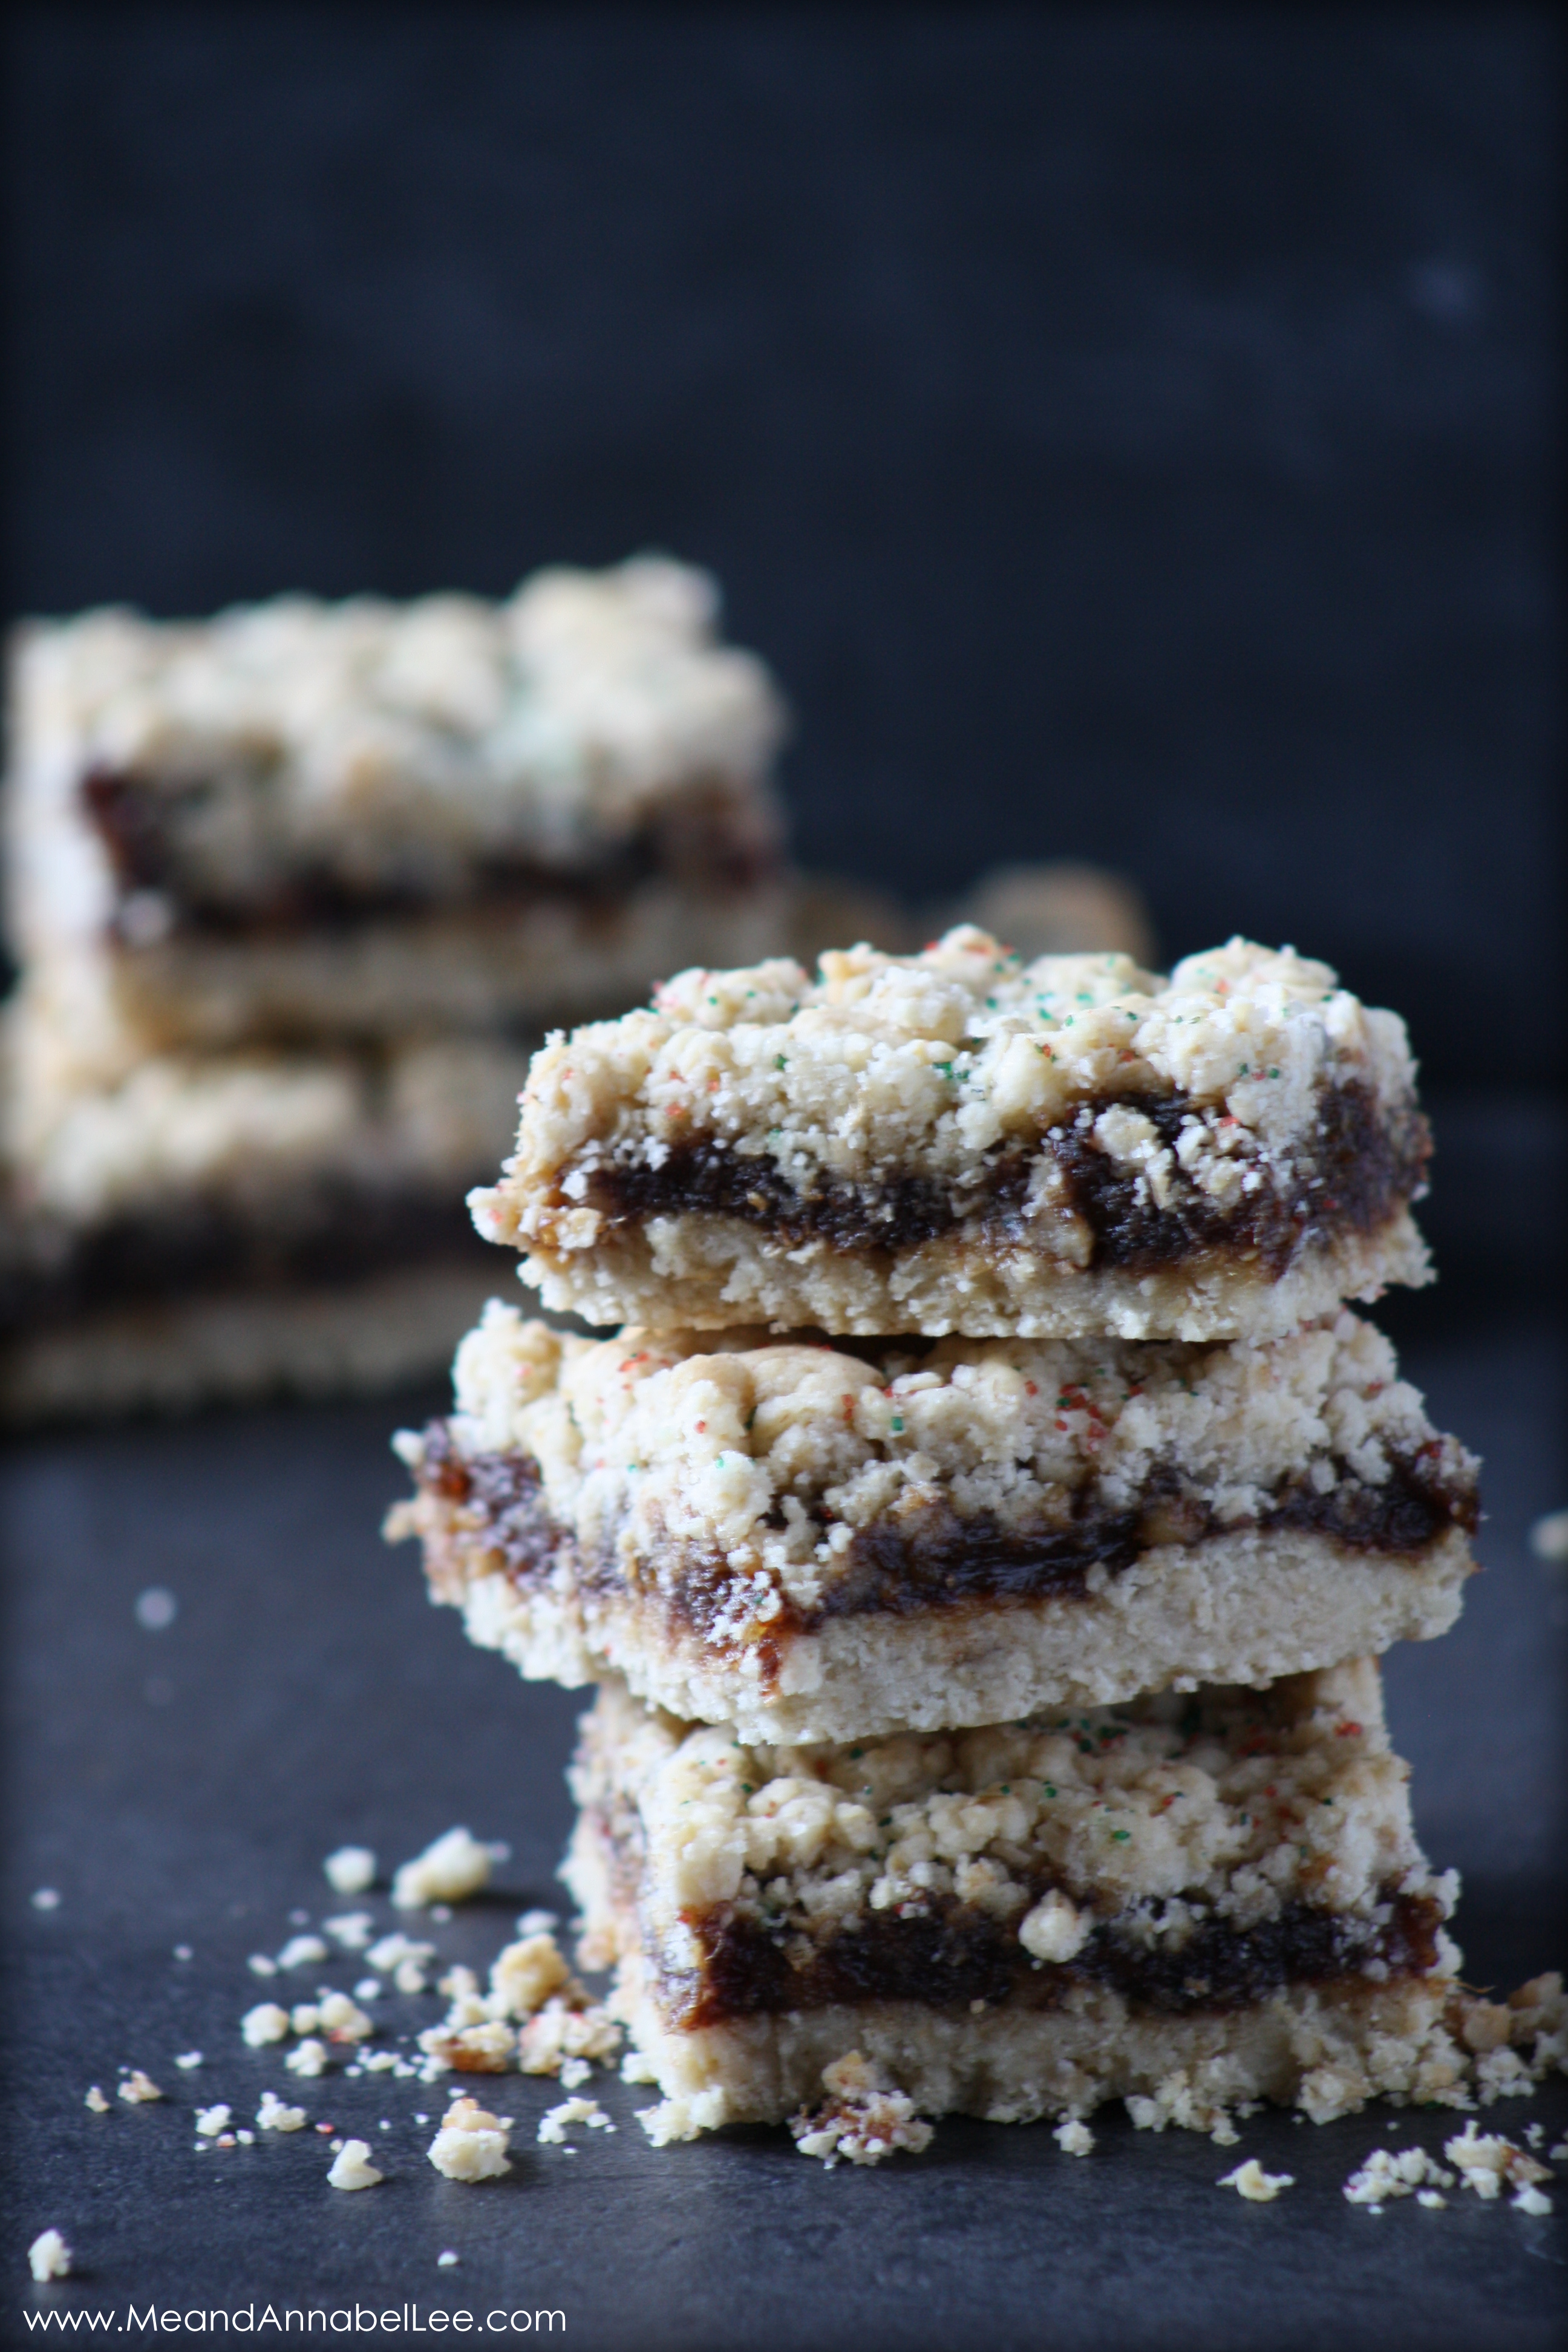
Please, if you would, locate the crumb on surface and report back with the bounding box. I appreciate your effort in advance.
[516,1909,559,1936]
[276,1933,329,1971]
[516,1997,622,2076]
[28,2229,71,2283]
[437,2251,459,2268]
[285,2039,329,2079]
[392,1827,497,1910]
[537,2097,610,2144]
[194,2105,231,2138]
[1529,1509,1568,1564]
[788,2053,934,2169]
[1444,2119,1553,2203]
[325,1912,375,1950]
[83,2086,109,2114]
[256,2092,308,2133]
[174,2052,203,2071]
[1053,2120,1094,2157]
[1343,2146,1455,2205]
[247,1954,279,1978]
[324,1846,377,1896]
[241,2002,292,2048]
[427,2096,512,2182]
[117,2070,162,2105]
[1218,2159,1293,2201]
[327,2139,384,2190]
[30,1888,60,1912]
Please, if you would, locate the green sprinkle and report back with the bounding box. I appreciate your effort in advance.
[1267,1066,1279,1078]
[1110,1829,1131,1842]
[774,1054,788,1071]
[890,1416,905,1434]
[1044,1785,1056,1799]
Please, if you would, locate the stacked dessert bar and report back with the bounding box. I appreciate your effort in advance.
[395,927,1492,2142]
[1,558,786,1416]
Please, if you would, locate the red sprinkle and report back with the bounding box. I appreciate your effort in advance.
[1335,1722,1362,1737]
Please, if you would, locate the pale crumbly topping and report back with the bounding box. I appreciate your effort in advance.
[475,930,1419,1253]
[572,1663,1446,1942]
[116,2069,162,2104]
[537,2096,612,2144]
[8,558,783,923]
[423,1303,1469,1632]
[416,1929,621,2077]
[788,2053,934,2168]
[1443,2119,1554,2208]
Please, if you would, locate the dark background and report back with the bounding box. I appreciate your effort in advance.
[4,13,1565,2343]
[5,4,1562,1108]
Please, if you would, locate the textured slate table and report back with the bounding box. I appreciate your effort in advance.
[4,1311,1564,2350]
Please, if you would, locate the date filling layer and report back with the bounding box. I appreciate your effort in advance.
[416,1420,1477,1640]
[2,1186,491,1331]
[81,769,776,943]
[569,1080,1428,1281]
[590,1803,1443,2030]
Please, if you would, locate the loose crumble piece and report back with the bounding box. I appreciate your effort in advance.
[1443,2120,1554,2209]
[788,2053,935,2169]
[83,2086,109,2113]
[392,1827,498,1910]
[276,1933,329,1970]
[28,2229,72,2282]
[325,1912,376,1950]
[1053,2120,1094,2156]
[286,2039,330,2079]
[256,2092,308,2132]
[194,2105,232,2138]
[1218,2160,1293,2201]
[174,2052,203,2071]
[241,2003,292,2048]
[427,2097,513,2181]
[117,2070,162,2105]
[324,1847,378,1896]
[1342,2145,1457,2206]
[327,2140,384,2190]
[30,1887,60,1910]
[538,2097,612,2144]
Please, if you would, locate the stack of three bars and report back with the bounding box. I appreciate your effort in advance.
[396,927,1492,2145]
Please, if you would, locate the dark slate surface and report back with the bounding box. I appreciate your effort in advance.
[2,1309,1564,2349]
[4,6,1561,1086]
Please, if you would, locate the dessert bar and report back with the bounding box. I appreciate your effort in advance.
[564,1663,1474,2138]
[391,1304,1476,1742]
[473,930,1432,1342]
[5,557,787,1051]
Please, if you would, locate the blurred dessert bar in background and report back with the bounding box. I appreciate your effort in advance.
[1,557,788,1416]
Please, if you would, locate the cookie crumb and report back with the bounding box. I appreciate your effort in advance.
[1218,2159,1293,2201]
[538,2097,605,2145]
[437,2250,459,2268]
[789,2053,934,2169]
[83,2086,109,2114]
[1053,2119,1094,2157]
[117,2070,162,2105]
[392,1828,496,1910]
[1444,2119,1553,2202]
[28,2229,71,2282]
[327,2139,384,2190]
[427,2096,512,2181]
[324,1847,377,1896]
[174,2053,203,2071]
[256,2092,307,2133]
[241,2003,292,2048]
[194,2105,231,2138]
[30,1889,60,1912]
[286,2039,329,2079]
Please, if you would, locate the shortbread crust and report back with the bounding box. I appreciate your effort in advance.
[391,1305,1476,1741]
[474,931,1432,1341]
